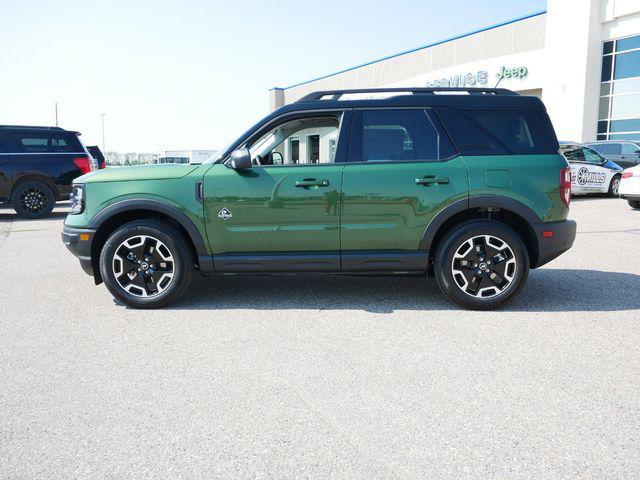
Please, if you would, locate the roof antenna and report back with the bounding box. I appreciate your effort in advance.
[494,74,503,89]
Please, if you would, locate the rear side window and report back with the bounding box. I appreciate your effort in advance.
[437,108,549,155]
[621,143,640,154]
[10,132,80,153]
[596,143,621,155]
[560,146,585,163]
[349,109,456,162]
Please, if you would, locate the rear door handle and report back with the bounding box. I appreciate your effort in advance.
[415,175,449,185]
[295,178,330,188]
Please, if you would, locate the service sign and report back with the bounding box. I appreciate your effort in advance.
[425,65,529,88]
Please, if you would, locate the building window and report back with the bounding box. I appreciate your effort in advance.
[598,34,640,140]
[289,137,299,164]
[307,135,320,164]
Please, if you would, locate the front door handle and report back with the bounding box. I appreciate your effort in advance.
[415,175,449,186]
[295,178,330,188]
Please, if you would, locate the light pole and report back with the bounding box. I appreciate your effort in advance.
[100,113,106,152]
[55,102,59,127]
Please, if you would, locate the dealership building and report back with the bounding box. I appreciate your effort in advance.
[269,0,640,144]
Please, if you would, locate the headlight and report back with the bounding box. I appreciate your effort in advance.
[70,185,85,214]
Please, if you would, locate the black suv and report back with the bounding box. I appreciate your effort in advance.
[0,125,97,218]
[584,140,640,169]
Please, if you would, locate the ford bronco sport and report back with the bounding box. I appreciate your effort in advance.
[62,87,576,310]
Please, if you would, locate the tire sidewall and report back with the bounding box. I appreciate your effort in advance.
[12,181,55,219]
[99,220,192,308]
[608,175,621,197]
[435,220,530,310]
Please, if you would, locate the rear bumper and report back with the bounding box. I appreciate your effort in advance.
[61,225,96,276]
[531,220,577,268]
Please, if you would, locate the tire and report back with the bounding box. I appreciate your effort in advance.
[629,200,640,210]
[99,220,193,308]
[434,220,530,310]
[11,181,55,219]
[608,175,621,197]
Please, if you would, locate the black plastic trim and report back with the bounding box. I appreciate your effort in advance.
[419,198,469,251]
[531,220,576,268]
[341,251,428,271]
[467,195,540,224]
[61,225,96,277]
[419,195,542,252]
[87,198,210,263]
[213,252,340,272]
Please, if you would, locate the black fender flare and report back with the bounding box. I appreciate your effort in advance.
[88,199,212,271]
[419,195,541,251]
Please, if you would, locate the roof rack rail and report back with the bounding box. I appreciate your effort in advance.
[0,125,64,130]
[296,87,518,103]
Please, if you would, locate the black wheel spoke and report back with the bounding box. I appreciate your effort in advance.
[473,237,486,261]
[488,271,507,289]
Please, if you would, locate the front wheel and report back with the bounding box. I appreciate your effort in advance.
[608,175,621,197]
[629,200,640,210]
[99,220,193,308]
[434,220,529,310]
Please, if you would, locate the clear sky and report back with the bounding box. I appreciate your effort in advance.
[1,0,546,152]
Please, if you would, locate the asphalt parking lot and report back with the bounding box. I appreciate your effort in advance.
[1,197,639,479]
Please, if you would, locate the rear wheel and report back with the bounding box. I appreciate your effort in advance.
[11,181,55,219]
[99,220,193,308]
[434,220,529,310]
[629,200,640,209]
[608,175,621,197]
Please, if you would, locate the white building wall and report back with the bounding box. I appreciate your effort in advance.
[270,1,640,143]
[542,0,603,142]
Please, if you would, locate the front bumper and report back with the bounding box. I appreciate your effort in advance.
[61,225,96,277]
[531,220,577,268]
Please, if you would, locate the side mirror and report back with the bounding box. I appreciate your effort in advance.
[229,148,252,170]
[271,151,283,165]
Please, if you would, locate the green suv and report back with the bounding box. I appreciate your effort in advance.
[62,87,576,310]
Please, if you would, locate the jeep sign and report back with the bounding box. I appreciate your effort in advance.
[496,65,528,81]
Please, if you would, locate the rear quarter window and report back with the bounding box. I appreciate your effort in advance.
[10,132,81,153]
[436,108,550,155]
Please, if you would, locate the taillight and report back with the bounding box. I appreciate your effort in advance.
[622,170,634,179]
[100,161,106,169]
[560,167,571,207]
[73,156,92,174]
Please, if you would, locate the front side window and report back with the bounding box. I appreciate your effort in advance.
[438,109,547,155]
[621,142,640,154]
[248,116,340,166]
[583,147,604,164]
[351,109,455,162]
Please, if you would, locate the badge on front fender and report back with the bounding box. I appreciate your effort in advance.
[218,208,232,220]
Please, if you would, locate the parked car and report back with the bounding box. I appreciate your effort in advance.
[87,145,106,169]
[584,140,640,169]
[559,142,623,196]
[619,164,640,209]
[62,87,576,310]
[0,125,96,218]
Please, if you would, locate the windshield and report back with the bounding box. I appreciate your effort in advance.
[205,142,234,164]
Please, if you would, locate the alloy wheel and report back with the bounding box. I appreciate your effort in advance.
[451,234,517,298]
[112,235,175,298]
[19,187,48,214]
[611,177,620,196]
